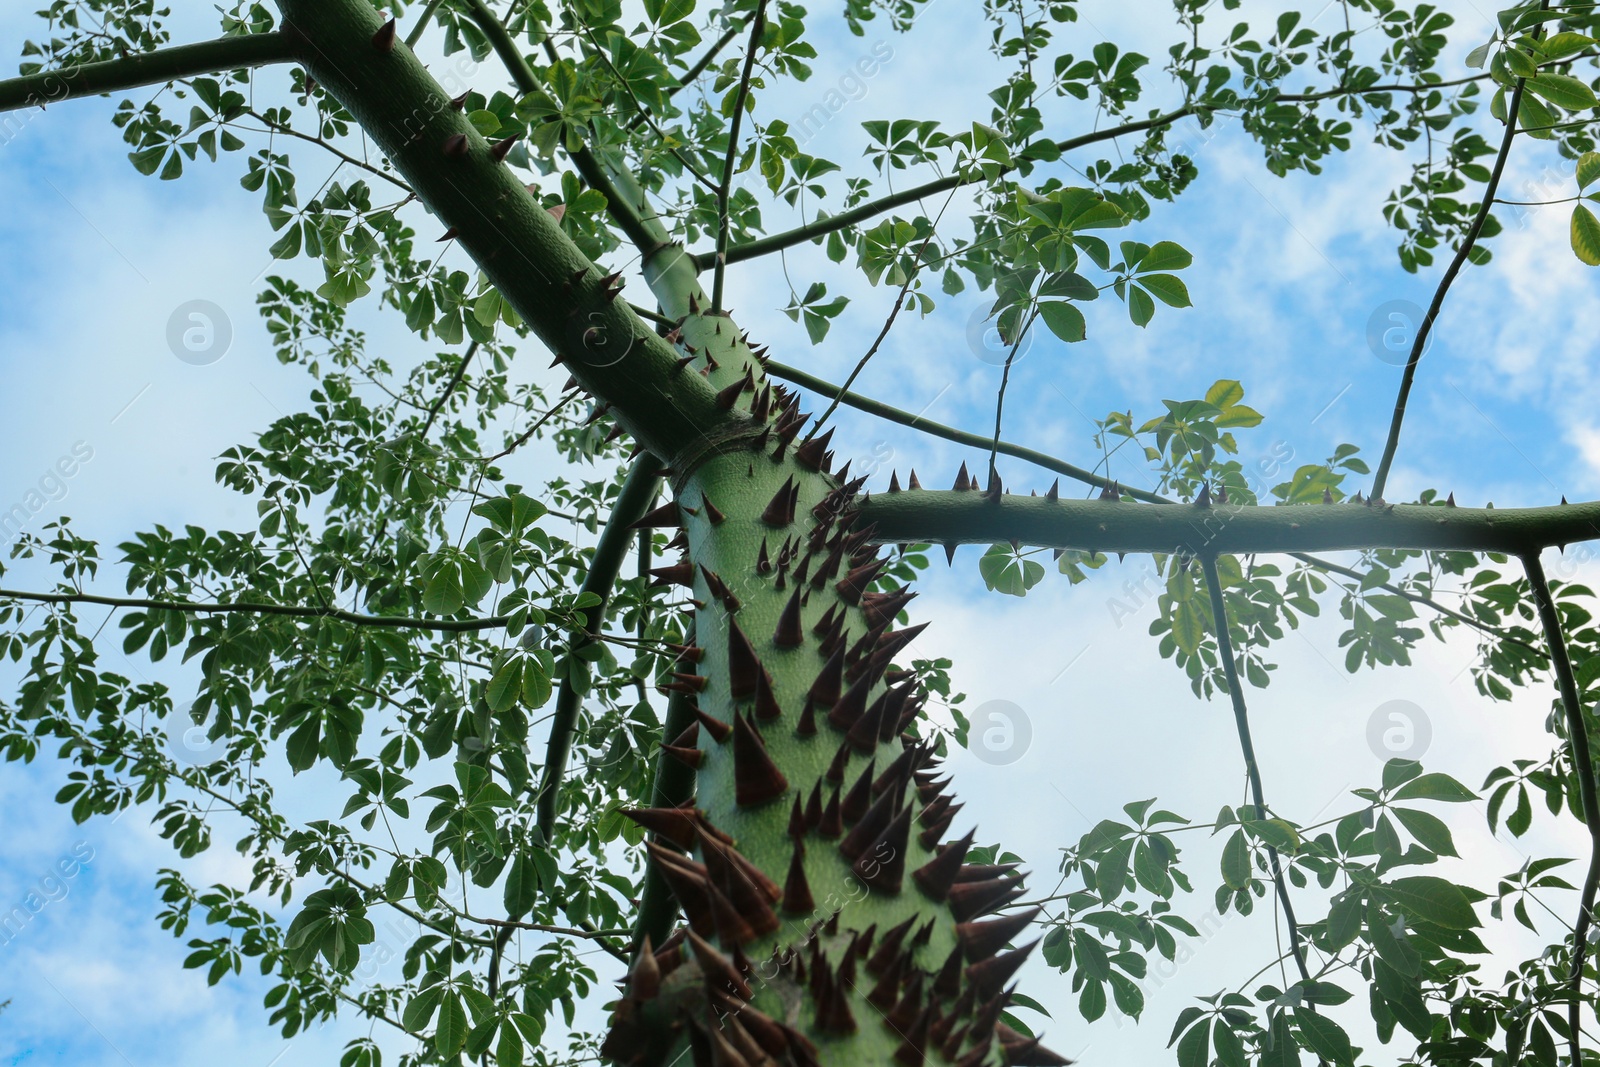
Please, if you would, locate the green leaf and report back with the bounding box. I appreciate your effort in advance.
[1391,772,1477,803]
[1038,300,1087,342]
[1138,273,1191,308]
[435,991,467,1055]
[1528,71,1597,111]
[1294,1009,1353,1067]
[1176,1017,1212,1067]
[1078,979,1107,1022]
[1221,829,1252,889]
[1141,240,1193,271]
[1391,806,1458,856]
[1127,284,1155,327]
[1573,204,1600,266]
[1577,152,1600,191]
[504,853,538,915]
[1384,876,1480,929]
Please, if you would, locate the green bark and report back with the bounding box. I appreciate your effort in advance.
[856,491,1600,556]
[0,33,296,113]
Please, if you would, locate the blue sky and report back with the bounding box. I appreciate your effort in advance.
[0,1,1596,1064]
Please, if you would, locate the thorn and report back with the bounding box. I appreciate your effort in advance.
[1195,483,1211,507]
[953,462,972,491]
[714,377,746,409]
[621,806,700,849]
[627,934,661,1000]
[944,543,957,566]
[695,708,733,743]
[852,805,911,892]
[957,908,1042,962]
[827,673,872,734]
[913,828,974,901]
[966,941,1039,998]
[732,711,788,807]
[371,18,398,51]
[761,477,799,526]
[489,135,518,163]
[783,839,814,915]
[443,132,470,158]
[825,743,852,783]
[662,743,702,768]
[839,759,876,825]
[753,669,783,722]
[449,91,470,110]
[701,495,725,524]
[631,501,681,529]
[888,471,902,493]
[984,469,1003,502]
[1323,488,1334,504]
[947,873,1028,922]
[818,786,843,838]
[437,227,459,242]
[795,429,834,471]
[649,562,695,587]
[1446,492,1455,507]
[774,588,805,648]
[727,619,763,700]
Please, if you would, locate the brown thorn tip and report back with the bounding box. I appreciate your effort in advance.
[912,828,975,901]
[783,840,814,914]
[372,18,398,51]
[773,588,804,648]
[732,711,788,807]
[489,135,518,163]
[443,133,470,157]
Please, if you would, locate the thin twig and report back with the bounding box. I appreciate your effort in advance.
[1522,550,1600,1067]
[804,189,959,439]
[711,0,768,313]
[1370,11,1542,499]
[421,341,480,438]
[1200,555,1317,991]
[0,586,510,631]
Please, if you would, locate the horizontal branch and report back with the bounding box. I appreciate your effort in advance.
[0,32,297,113]
[696,107,1194,268]
[855,493,1600,556]
[0,587,508,632]
[767,361,1550,653]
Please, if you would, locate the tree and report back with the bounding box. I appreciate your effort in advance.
[3,0,1600,1065]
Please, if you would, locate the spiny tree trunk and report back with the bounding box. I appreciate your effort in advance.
[274,2,1065,1064]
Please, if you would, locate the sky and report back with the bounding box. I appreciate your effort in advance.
[1,1,1598,1065]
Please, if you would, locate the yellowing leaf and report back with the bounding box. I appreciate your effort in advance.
[1573,204,1600,266]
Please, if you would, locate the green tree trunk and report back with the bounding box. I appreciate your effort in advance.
[271,2,1066,1063]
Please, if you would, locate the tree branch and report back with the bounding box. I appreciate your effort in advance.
[0,32,297,114]
[1369,20,1538,500]
[0,586,510,631]
[456,0,668,257]
[1522,550,1600,1067]
[854,493,1600,556]
[766,358,1553,654]
[273,0,739,470]
[710,0,767,313]
[1201,554,1315,988]
[693,107,1196,269]
[534,455,663,842]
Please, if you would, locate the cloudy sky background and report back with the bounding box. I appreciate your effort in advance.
[1,0,1598,1064]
